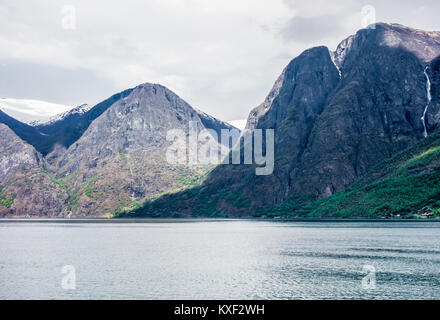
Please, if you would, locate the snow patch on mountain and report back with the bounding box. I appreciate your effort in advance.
[31,104,91,126]
[0,98,74,125]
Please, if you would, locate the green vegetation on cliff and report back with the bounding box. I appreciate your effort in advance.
[119,132,440,219]
[0,185,16,208]
[113,165,214,217]
[261,132,440,218]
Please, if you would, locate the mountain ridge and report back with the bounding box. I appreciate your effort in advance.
[2,23,440,218]
[122,23,440,218]
[0,82,237,217]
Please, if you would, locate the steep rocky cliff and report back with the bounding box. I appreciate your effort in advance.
[127,23,440,218]
[3,23,440,218]
[264,131,440,218]
[426,55,440,132]
[289,23,440,199]
[0,124,68,217]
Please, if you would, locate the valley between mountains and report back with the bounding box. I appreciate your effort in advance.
[1,23,440,219]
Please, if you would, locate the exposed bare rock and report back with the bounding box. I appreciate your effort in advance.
[55,83,233,216]
[0,124,40,183]
[0,124,69,217]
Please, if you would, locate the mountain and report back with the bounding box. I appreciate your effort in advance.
[263,132,440,218]
[30,104,91,126]
[0,82,236,217]
[2,86,237,159]
[2,22,440,219]
[122,23,440,218]
[0,98,72,124]
[0,124,68,217]
[0,89,135,156]
[196,109,237,147]
[284,23,440,199]
[31,89,134,157]
[0,109,48,153]
[52,83,235,216]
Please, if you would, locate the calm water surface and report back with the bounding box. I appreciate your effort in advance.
[1,220,440,299]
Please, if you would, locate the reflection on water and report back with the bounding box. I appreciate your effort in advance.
[0,221,439,300]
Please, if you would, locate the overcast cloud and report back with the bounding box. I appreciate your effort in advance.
[1,0,440,122]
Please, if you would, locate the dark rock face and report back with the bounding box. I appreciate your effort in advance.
[197,110,237,148]
[202,46,340,211]
[334,23,440,66]
[427,56,440,132]
[291,25,436,198]
[181,23,440,216]
[33,89,134,156]
[246,68,286,130]
[0,109,47,153]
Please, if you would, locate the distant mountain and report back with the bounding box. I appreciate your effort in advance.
[30,104,91,127]
[0,98,72,124]
[0,109,47,152]
[123,23,440,218]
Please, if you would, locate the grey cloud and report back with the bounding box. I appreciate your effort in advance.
[280,15,347,45]
[0,59,117,105]
[2,0,440,122]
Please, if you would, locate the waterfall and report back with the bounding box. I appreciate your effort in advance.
[332,59,342,79]
[336,65,342,79]
[329,49,342,79]
[421,66,432,138]
[333,60,342,79]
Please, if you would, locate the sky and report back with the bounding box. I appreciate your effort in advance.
[1,0,440,123]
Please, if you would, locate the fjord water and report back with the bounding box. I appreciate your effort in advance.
[1,220,440,300]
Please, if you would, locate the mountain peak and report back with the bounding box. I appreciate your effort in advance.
[0,98,73,125]
[31,104,91,127]
[133,82,170,93]
[154,22,440,218]
[334,22,440,68]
